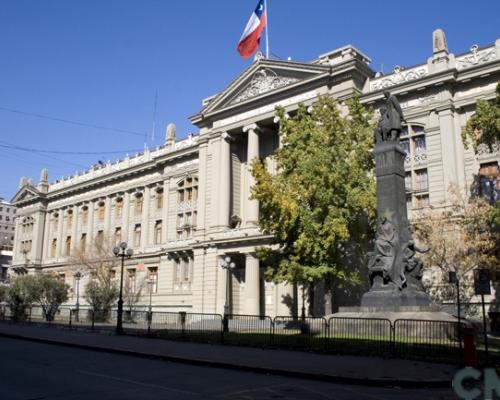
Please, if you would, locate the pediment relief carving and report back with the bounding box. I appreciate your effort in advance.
[229,68,300,105]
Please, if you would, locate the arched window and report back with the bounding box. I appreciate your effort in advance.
[98,201,105,222]
[176,177,198,240]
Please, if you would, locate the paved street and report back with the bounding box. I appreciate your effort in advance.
[0,337,456,400]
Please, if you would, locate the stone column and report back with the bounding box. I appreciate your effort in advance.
[71,205,78,254]
[196,140,208,232]
[218,134,231,228]
[86,201,95,252]
[142,186,151,248]
[56,209,64,258]
[44,211,52,259]
[122,191,130,245]
[438,106,459,204]
[243,124,260,226]
[104,196,112,238]
[161,179,170,243]
[244,253,260,315]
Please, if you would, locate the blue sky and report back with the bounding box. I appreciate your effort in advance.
[0,0,499,200]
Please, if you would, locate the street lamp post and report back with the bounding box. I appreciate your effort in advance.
[147,278,154,334]
[448,271,462,352]
[220,256,235,333]
[113,242,133,335]
[73,269,82,322]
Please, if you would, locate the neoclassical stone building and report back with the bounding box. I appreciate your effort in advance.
[10,31,500,316]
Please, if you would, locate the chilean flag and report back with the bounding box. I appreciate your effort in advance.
[237,0,267,59]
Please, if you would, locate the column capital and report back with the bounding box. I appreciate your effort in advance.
[221,131,235,142]
[243,123,261,133]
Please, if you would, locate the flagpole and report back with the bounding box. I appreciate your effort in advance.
[264,0,270,58]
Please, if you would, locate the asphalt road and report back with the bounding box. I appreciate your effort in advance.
[0,337,456,400]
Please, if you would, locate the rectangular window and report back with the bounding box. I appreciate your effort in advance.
[51,239,57,258]
[127,269,136,293]
[413,136,426,154]
[134,224,141,247]
[67,212,73,228]
[174,257,193,284]
[156,192,163,209]
[65,236,71,256]
[405,172,412,192]
[98,204,105,222]
[400,138,410,155]
[479,162,499,204]
[80,233,87,252]
[96,230,104,246]
[414,169,428,192]
[114,227,122,245]
[148,267,158,293]
[415,194,429,208]
[116,200,123,218]
[82,208,88,225]
[135,195,143,215]
[154,220,162,245]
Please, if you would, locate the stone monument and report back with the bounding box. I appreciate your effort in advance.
[361,91,432,308]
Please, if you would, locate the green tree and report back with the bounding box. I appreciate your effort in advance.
[6,275,38,320]
[250,95,376,313]
[31,273,69,321]
[461,81,500,153]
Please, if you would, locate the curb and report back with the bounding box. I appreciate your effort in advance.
[0,330,452,389]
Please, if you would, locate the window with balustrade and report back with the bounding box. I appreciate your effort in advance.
[79,233,86,252]
[53,213,59,231]
[67,210,73,228]
[148,267,158,293]
[114,227,122,245]
[176,177,198,240]
[51,239,57,258]
[115,198,123,219]
[133,224,141,247]
[65,236,72,256]
[402,124,429,211]
[82,206,89,225]
[154,220,162,245]
[134,193,143,215]
[173,256,193,290]
[98,202,105,222]
[155,188,163,210]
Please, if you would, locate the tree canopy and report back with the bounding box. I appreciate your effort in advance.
[250,95,376,287]
[461,81,500,153]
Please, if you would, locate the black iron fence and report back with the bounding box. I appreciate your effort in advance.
[0,304,467,364]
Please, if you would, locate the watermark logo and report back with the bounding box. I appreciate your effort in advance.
[453,368,500,400]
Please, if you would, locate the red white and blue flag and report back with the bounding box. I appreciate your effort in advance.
[237,0,267,59]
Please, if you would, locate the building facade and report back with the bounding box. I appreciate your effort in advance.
[10,31,500,316]
[0,197,16,250]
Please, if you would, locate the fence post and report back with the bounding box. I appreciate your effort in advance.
[91,309,95,331]
[324,318,329,352]
[179,311,186,339]
[28,306,32,325]
[147,311,152,335]
[69,309,72,329]
[391,320,396,357]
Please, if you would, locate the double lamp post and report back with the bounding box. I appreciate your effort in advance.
[113,242,133,335]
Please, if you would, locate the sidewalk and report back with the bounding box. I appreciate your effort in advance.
[0,322,457,388]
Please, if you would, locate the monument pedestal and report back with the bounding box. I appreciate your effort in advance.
[330,305,457,324]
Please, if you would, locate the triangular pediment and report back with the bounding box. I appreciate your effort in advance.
[11,185,41,204]
[199,59,330,116]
